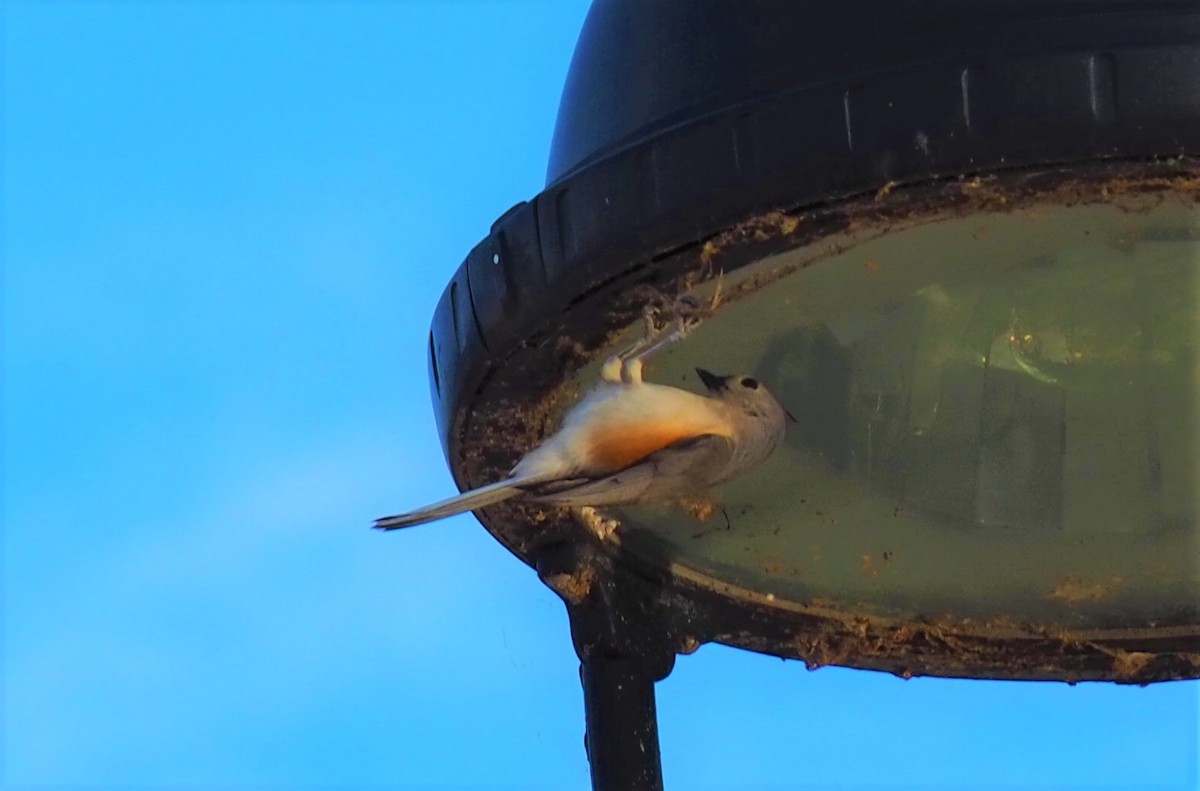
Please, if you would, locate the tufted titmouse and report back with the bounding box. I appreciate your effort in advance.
[375,311,790,531]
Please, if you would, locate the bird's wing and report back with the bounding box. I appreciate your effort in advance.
[530,433,736,507]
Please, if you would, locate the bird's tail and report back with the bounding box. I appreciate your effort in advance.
[373,473,548,530]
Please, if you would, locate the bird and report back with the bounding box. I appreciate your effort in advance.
[374,309,791,531]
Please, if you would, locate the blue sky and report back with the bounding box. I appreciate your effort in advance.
[2,2,1196,789]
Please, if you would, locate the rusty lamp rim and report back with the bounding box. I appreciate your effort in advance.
[465,164,1200,685]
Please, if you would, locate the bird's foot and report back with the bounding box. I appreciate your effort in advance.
[602,310,676,384]
[603,279,724,384]
[636,281,721,337]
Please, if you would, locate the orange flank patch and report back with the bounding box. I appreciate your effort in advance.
[585,421,705,472]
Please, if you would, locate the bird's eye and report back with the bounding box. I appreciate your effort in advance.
[740,377,759,389]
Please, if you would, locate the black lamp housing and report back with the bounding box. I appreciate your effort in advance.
[424,0,1199,715]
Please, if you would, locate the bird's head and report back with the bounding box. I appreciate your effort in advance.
[695,368,796,424]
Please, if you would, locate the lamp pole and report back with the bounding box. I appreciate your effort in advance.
[581,656,664,791]
[538,542,686,790]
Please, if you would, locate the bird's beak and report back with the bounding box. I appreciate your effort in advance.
[695,368,729,392]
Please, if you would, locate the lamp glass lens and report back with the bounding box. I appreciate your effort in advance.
[603,199,1198,628]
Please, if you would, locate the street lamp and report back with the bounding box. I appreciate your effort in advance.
[418,1,1199,787]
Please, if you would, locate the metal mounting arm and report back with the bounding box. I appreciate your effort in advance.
[538,541,685,791]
